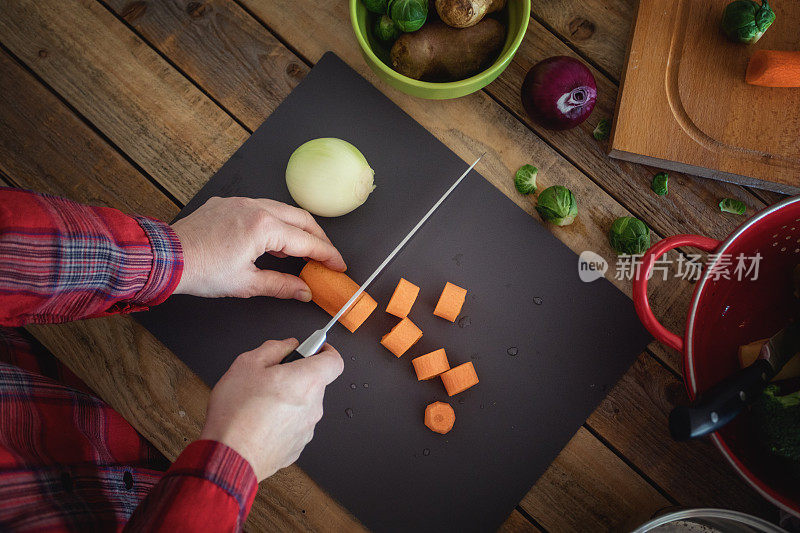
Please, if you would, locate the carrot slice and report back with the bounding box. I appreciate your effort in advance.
[411,349,450,380]
[386,278,420,318]
[433,282,467,322]
[299,261,377,333]
[746,50,800,87]
[440,362,479,396]
[424,401,455,434]
[380,317,422,357]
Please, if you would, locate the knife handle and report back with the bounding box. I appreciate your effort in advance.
[280,350,305,364]
[669,358,773,441]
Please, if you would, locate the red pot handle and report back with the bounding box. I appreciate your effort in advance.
[633,234,721,352]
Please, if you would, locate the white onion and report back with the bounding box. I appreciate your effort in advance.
[285,138,376,217]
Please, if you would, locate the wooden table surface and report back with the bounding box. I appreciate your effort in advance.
[0,0,789,531]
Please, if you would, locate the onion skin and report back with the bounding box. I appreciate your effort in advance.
[521,56,597,131]
[285,138,375,217]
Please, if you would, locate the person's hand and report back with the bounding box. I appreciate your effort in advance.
[199,338,344,481]
[171,196,346,300]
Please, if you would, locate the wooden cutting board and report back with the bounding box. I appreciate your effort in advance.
[611,0,800,193]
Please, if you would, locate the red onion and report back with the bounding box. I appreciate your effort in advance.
[521,56,597,131]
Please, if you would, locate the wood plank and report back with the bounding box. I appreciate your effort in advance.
[109,0,309,131]
[0,0,249,203]
[520,427,670,532]
[587,355,775,518]
[498,510,543,533]
[533,0,633,81]
[0,49,176,221]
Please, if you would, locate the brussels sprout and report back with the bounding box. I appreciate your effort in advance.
[388,0,428,32]
[651,172,668,196]
[721,0,775,44]
[535,185,577,226]
[593,118,610,141]
[514,164,538,195]
[609,216,651,256]
[374,14,400,43]
[719,198,746,215]
[363,0,388,14]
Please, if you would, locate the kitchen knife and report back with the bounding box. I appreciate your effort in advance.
[280,153,484,365]
[669,320,800,441]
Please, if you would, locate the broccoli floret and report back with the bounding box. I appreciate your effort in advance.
[751,385,800,471]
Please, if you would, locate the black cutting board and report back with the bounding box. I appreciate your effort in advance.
[136,52,651,532]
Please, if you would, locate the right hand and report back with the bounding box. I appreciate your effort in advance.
[199,338,344,481]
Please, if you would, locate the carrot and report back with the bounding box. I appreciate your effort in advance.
[440,361,479,396]
[299,261,377,333]
[739,338,800,381]
[380,317,423,357]
[386,278,420,318]
[424,401,455,434]
[433,282,467,322]
[746,50,800,87]
[412,348,451,380]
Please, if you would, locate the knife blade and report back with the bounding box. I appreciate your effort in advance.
[669,320,800,441]
[280,153,484,364]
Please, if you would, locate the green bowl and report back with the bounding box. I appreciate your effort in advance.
[350,0,531,100]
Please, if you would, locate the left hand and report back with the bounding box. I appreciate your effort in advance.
[171,196,346,300]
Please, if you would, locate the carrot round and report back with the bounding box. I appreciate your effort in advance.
[746,50,800,87]
[412,349,450,380]
[386,278,420,318]
[299,261,377,333]
[424,401,455,434]
[380,317,423,357]
[433,282,467,322]
[440,361,479,396]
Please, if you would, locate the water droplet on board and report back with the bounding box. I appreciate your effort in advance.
[457,316,471,328]
[533,296,543,305]
[507,347,519,356]
[422,448,431,456]
[458,398,465,404]
[363,383,369,389]
[350,383,357,390]
[345,408,354,418]
[350,356,356,361]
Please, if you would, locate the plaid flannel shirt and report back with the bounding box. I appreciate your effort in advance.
[0,188,257,531]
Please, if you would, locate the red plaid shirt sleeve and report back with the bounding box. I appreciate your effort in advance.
[0,187,182,325]
[125,441,258,532]
[0,188,258,531]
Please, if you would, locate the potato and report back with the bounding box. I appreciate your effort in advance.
[390,19,506,81]
[435,0,506,28]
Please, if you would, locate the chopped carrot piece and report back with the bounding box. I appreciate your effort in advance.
[440,362,479,396]
[746,50,800,87]
[433,282,467,322]
[386,278,420,318]
[299,261,377,333]
[424,401,455,434]
[412,349,450,380]
[380,317,422,357]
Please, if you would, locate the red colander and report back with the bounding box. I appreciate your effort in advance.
[633,195,800,517]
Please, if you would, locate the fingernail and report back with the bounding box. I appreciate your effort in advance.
[298,289,312,302]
